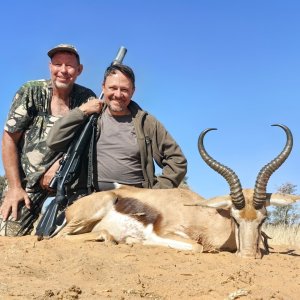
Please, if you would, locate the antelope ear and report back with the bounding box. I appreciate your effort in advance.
[204,195,232,209]
[265,193,300,207]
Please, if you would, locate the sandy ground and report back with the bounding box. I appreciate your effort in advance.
[0,237,299,300]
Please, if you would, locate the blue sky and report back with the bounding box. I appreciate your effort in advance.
[0,0,299,198]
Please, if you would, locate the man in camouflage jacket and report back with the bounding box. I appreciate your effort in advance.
[0,44,96,236]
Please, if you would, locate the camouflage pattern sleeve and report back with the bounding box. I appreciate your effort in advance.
[4,82,36,133]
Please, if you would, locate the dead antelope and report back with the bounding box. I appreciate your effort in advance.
[56,124,299,258]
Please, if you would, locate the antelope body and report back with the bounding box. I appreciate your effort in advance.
[56,124,299,258]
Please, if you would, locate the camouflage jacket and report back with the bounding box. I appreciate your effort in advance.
[4,79,96,190]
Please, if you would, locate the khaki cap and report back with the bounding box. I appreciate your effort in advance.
[47,44,80,62]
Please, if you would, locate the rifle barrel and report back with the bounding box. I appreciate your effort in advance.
[99,46,127,99]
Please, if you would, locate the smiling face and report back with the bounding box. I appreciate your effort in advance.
[102,70,135,116]
[49,52,83,90]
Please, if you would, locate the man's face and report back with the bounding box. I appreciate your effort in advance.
[49,52,83,90]
[102,70,135,116]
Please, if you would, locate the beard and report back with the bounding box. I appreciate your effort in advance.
[53,80,72,89]
[108,104,124,112]
[108,101,126,112]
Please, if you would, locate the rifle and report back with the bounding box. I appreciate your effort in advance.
[35,46,127,239]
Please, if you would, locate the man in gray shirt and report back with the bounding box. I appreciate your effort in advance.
[47,64,187,192]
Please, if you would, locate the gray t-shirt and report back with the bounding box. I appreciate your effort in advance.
[97,109,143,185]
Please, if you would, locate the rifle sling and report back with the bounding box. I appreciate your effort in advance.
[87,117,97,194]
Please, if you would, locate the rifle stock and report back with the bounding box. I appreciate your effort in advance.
[35,46,127,239]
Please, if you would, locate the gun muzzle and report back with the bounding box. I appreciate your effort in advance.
[112,46,127,65]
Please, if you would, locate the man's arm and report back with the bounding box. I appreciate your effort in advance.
[150,118,187,189]
[47,100,103,152]
[0,131,30,220]
[39,159,61,190]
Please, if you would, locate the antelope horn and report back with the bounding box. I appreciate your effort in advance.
[198,128,245,210]
[253,124,293,209]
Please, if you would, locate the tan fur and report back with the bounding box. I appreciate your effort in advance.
[240,206,257,221]
[56,186,299,258]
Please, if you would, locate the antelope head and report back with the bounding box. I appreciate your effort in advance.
[198,124,293,258]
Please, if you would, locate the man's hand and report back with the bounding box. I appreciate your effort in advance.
[79,98,103,116]
[0,187,30,221]
[39,160,61,190]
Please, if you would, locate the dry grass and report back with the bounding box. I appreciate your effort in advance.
[263,223,300,248]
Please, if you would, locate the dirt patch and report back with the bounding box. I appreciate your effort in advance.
[0,236,299,299]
